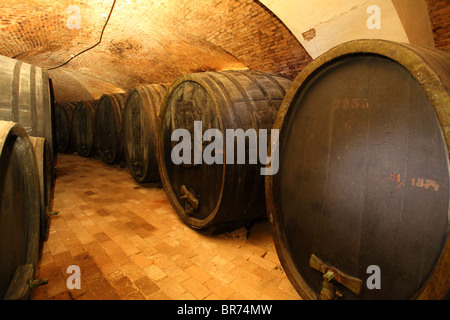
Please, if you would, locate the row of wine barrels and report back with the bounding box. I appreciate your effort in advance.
[265,40,450,300]
[76,85,168,185]
[0,120,41,300]
[73,100,99,158]
[0,55,54,165]
[122,84,168,183]
[156,70,292,233]
[54,102,78,154]
[94,93,127,164]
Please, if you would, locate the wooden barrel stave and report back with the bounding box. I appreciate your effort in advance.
[29,136,54,243]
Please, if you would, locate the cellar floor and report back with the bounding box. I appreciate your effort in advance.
[31,153,301,300]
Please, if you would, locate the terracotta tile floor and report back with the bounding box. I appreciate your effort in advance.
[31,153,302,300]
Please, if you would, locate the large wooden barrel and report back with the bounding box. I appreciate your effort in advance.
[54,101,77,154]
[29,136,54,243]
[0,55,54,164]
[266,40,450,300]
[95,93,127,164]
[157,70,292,233]
[0,121,40,299]
[123,84,168,183]
[73,100,98,158]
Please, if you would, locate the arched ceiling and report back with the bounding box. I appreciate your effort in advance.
[0,0,442,103]
[261,0,435,59]
[0,0,312,102]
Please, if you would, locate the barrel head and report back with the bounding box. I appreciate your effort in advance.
[268,42,450,300]
[160,80,224,228]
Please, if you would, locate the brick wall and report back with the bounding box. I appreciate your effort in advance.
[0,0,103,58]
[425,0,450,52]
[181,0,312,80]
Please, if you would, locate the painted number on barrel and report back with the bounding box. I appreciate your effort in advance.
[333,98,369,110]
[412,178,440,192]
[389,173,406,189]
[390,173,439,192]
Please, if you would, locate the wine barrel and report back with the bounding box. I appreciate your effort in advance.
[54,101,77,153]
[95,93,127,164]
[73,100,98,157]
[0,55,54,164]
[266,40,450,300]
[157,70,292,233]
[29,136,54,243]
[123,84,168,183]
[0,121,40,299]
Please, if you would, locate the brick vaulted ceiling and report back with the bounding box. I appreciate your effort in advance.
[0,0,448,103]
[0,0,312,102]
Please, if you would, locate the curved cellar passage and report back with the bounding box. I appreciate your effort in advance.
[0,0,448,301]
